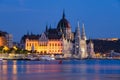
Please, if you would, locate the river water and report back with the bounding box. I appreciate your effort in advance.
[0,59,120,80]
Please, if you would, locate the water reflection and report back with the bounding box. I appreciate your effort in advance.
[26,64,30,74]
[2,60,8,75]
[1,60,8,80]
[0,60,120,80]
[12,60,17,74]
[12,60,17,80]
[26,64,62,74]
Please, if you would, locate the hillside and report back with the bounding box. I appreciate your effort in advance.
[87,39,120,53]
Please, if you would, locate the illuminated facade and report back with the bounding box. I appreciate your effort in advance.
[24,33,63,55]
[0,36,6,46]
[0,30,13,48]
[87,40,95,58]
[74,22,88,59]
[21,12,94,59]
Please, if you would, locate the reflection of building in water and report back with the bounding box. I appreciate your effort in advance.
[12,60,17,75]
[2,60,8,75]
[1,60,8,80]
[12,60,17,80]
[21,11,94,59]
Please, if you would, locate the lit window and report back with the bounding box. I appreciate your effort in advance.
[30,43,31,46]
[27,43,28,46]
[52,44,54,46]
[55,43,57,46]
[52,50,54,52]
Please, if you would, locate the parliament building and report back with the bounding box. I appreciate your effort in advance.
[21,12,95,59]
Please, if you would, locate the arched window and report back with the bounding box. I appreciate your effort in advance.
[55,43,57,46]
[52,44,54,46]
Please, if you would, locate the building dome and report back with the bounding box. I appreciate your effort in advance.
[57,12,71,30]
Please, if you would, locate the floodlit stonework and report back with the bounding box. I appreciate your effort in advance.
[21,12,94,59]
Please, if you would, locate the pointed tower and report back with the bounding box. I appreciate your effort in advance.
[27,31,29,36]
[45,25,48,32]
[49,25,51,29]
[87,40,95,58]
[78,23,88,59]
[74,21,81,57]
[62,10,65,19]
[81,23,87,40]
[75,21,81,39]
[45,25,48,36]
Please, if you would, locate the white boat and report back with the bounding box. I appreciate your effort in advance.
[27,56,39,60]
[40,55,55,60]
[30,57,39,60]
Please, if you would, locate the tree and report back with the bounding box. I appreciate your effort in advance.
[3,46,9,53]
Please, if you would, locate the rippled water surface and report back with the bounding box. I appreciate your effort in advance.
[0,59,120,80]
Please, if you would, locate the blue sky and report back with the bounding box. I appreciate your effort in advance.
[0,0,120,42]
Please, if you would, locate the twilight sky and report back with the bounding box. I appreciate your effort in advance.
[0,0,120,42]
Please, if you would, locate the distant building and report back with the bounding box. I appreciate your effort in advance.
[97,38,119,41]
[0,30,13,48]
[5,34,13,48]
[21,11,94,59]
[0,36,6,46]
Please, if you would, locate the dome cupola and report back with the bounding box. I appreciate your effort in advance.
[57,11,71,31]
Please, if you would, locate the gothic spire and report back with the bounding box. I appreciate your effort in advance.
[62,10,65,19]
[49,24,51,29]
[75,21,81,39]
[81,23,87,40]
[27,31,29,36]
[45,25,48,32]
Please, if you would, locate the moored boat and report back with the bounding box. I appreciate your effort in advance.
[40,55,55,60]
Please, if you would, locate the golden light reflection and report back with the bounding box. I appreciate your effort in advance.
[47,65,61,72]
[12,60,17,75]
[1,60,8,80]
[12,60,17,80]
[26,64,30,74]
[2,60,8,75]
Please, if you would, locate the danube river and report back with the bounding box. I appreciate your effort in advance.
[0,59,120,80]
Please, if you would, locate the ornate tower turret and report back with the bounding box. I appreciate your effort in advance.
[81,24,87,40]
[74,21,81,57]
[45,25,48,32]
[74,22,88,59]
[87,40,95,58]
[75,21,81,39]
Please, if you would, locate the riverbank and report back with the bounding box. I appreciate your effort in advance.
[1,53,120,61]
